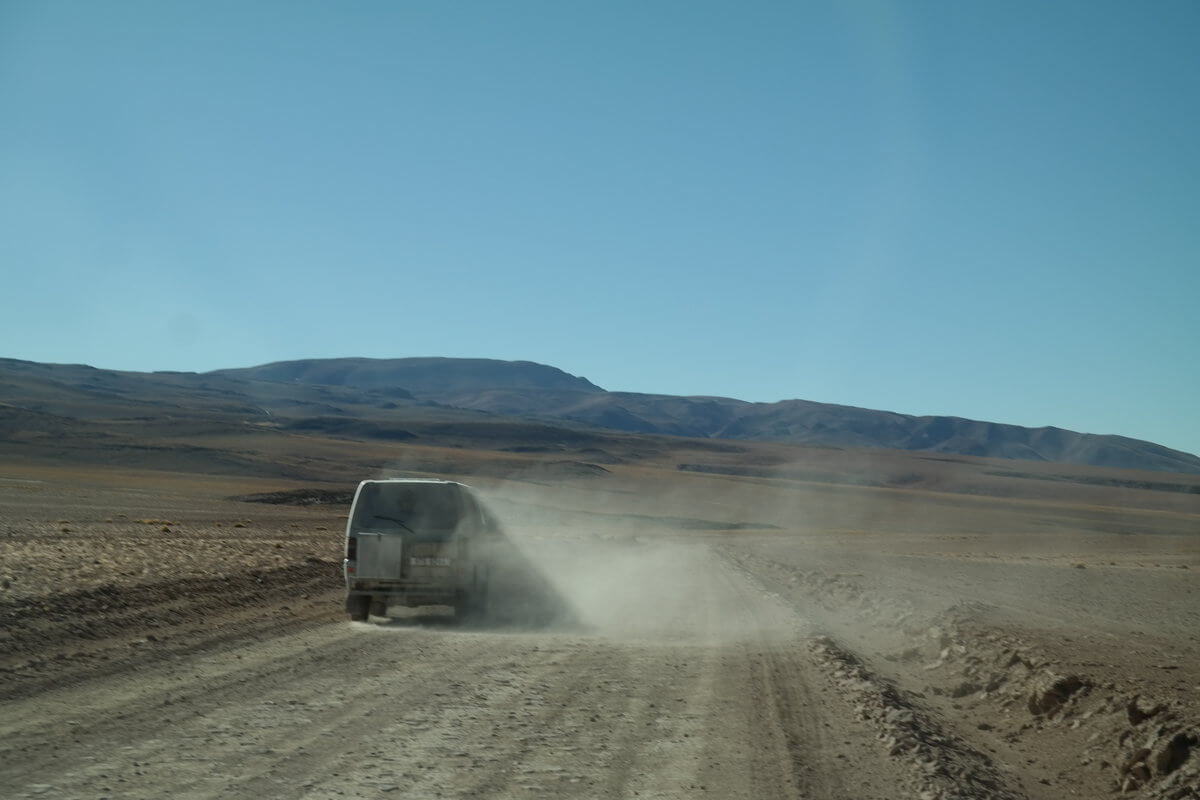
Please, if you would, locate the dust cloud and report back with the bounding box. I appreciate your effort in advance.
[371,449,1190,651]
[472,480,804,644]
[368,453,837,641]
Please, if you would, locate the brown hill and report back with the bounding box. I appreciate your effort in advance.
[2,356,1196,475]
[207,357,1200,474]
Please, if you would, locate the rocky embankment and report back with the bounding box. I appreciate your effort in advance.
[723,548,1200,799]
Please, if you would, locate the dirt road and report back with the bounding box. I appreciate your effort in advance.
[1,545,947,800]
[2,466,1197,799]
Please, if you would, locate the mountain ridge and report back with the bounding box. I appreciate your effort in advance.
[211,357,604,396]
[209,357,1199,474]
[1,356,1195,475]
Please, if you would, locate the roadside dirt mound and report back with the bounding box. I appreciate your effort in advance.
[0,558,342,700]
[499,460,610,481]
[908,611,1200,799]
[810,635,1025,800]
[539,459,609,477]
[282,417,417,441]
[230,488,354,506]
[723,548,1200,799]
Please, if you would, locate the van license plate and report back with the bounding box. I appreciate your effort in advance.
[410,557,451,566]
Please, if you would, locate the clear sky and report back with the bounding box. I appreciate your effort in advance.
[2,1,1197,455]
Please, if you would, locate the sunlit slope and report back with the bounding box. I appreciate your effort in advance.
[2,356,1196,473]
[211,357,1200,474]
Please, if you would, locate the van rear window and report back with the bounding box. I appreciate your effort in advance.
[351,483,465,539]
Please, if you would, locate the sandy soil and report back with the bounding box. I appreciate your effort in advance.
[1,460,1198,799]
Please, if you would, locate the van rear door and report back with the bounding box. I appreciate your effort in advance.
[405,539,461,580]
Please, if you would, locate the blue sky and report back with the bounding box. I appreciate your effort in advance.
[2,1,1198,456]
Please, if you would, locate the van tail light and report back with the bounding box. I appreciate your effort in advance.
[346,535,357,560]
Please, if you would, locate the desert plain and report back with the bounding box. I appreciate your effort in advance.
[1,428,1198,799]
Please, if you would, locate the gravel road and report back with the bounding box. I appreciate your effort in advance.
[2,472,1196,800]
[0,545,917,800]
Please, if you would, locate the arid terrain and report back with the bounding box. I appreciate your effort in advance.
[2,428,1199,799]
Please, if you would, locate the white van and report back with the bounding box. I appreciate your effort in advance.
[343,479,498,621]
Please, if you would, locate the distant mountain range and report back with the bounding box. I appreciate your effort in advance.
[215,358,1200,474]
[3,356,1198,475]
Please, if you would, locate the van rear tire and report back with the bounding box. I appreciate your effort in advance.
[473,580,490,618]
[347,595,370,622]
[456,581,489,621]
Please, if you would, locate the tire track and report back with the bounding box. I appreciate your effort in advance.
[4,543,919,800]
